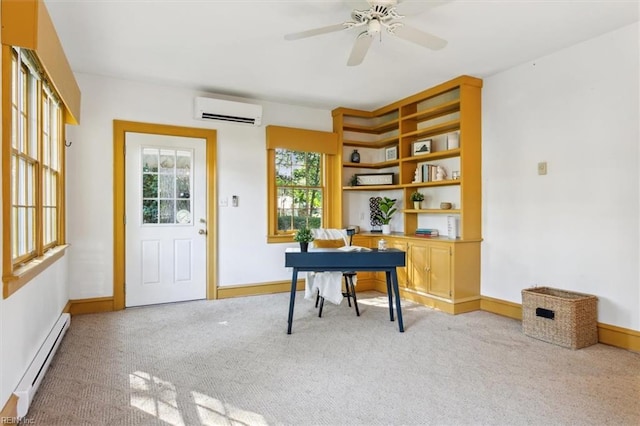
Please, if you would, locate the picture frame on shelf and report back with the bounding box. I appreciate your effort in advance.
[355,173,394,186]
[385,145,398,161]
[412,139,431,156]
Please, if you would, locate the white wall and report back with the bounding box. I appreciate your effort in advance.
[0,257,69,409]
[482,23,639,330]
[65,74,333,298]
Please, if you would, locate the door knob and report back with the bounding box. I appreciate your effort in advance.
[198,229,207,235]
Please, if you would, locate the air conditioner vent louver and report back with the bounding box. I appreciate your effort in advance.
[201,113,256,124]
[194,97,262,126]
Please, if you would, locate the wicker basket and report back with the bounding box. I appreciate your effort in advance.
[521,287,598,349]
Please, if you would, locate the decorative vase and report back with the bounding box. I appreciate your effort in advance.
[299,242,309,252]
[382,224,391,235]
[413,201,421,210]
[350,149,360,163]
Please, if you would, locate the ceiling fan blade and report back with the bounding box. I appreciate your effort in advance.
[285,23,348,41]
[347,32,374,66]
[391,24,447,50]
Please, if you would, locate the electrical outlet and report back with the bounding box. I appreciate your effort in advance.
[537,162,547,175]
[219,197,228,207]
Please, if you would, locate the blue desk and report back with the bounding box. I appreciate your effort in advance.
[285,248,406,334]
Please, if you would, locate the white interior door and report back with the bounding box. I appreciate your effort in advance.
[125,132,207,307]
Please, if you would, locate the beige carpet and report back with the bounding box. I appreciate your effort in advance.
[24,291,640,425]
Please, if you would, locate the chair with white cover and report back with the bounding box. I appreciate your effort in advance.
[308,228,360,317]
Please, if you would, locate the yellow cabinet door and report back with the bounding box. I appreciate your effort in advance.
[387,238,408,288]
[372,237,408,288]
[427,244,452,298]
[408,241,429,293]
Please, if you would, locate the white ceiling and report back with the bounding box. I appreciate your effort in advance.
[44,0,639,111]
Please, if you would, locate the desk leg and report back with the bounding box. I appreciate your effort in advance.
[287,269,298,334]
[391,269,404,332]
[385,271,394,322]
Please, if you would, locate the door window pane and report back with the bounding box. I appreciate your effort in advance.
[141,147,192,225]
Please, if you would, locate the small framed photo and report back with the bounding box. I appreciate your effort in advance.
[412,139,432,156]
[355,173,394,186]
[385,145,398,161]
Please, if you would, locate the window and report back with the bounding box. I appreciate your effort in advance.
[275,148,323,231]
[265,125,340,243]
[3,47,67,298]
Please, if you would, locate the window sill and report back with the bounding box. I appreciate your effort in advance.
[267,234,295,244]
[3,244,70,299]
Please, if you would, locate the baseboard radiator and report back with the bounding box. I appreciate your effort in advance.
[14,313,70,417]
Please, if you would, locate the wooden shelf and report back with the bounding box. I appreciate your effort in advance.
[343,135,399,148]
[343,184,403,191]
[404,209,461,214]
[402,100,460,123]
[343,160,399,169]
[343,118,399,135]
[400,148,461,163]
[404,180,461,188]
[402,119,460,140]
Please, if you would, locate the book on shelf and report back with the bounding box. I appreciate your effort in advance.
[414,233,439,238]
[415,228,439,237]
[420,163,438,183]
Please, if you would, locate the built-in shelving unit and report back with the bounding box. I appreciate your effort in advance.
[332,75,483,314]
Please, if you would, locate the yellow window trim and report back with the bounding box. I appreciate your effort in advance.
[2,244,69,298]
[1,0,81,124]
[265,125,341,242]
[2,44,69,299]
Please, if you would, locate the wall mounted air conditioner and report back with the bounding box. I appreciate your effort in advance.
[194,97,262,126]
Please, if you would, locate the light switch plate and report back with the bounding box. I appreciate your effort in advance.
[538,162,547,175]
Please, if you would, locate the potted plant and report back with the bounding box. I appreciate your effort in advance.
[375,197,397,235]
[410,191,425,209]
[293,225,314,252]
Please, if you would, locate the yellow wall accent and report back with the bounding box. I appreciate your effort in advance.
[1,0,81,124]
[265,125,338,154]
[217,280,306,299]
[369,279,481,314]
[68,297,114,316]
[2,245,69,299]
[598,323,640,352]
[480,295,522,320]
[0,394,18,424]
[265,125,341,240]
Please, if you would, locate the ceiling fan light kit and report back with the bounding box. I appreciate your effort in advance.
[284,0,448,66]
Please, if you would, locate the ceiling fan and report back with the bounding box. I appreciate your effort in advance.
[284,0,448,66]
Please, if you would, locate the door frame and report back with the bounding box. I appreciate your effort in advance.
[113,120,218,310]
